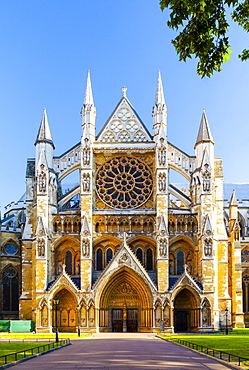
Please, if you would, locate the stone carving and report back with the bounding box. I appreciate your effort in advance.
[82,173,90,192]
[158,139,167,166]
[159,238,168,257]
[82,238,90,257]
[39,170,46,193]
[37,237,45,257]
[202,164,211,192]
[203,230,213,256]
[119,252,131,265]
[82,146,90,166]
[158,173,166,192]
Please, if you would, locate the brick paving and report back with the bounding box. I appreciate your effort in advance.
[11,333,235,369]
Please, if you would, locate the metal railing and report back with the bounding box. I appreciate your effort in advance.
[0,338,70,366]
[173,338,249,368]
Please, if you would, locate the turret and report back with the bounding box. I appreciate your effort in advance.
[152,71,167,139]
[35,109,54,170]
[194,110,214,169]
[81,71,96,142]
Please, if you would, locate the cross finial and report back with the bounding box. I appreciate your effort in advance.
[122,87,127,97]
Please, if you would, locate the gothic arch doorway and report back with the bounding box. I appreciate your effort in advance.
[174,288,200,332]
[98,268,153,332]
[52,289,77,333]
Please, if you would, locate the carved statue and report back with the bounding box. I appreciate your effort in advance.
[204,236,213,256]
[158,145,166,166]
[82,173,90,192]
[202,164,211,192]
[37,237,45,257]
[159,237,167,256]
[158,173,166,192]
[82,238,90,256]
[39,172,46,192]
[82,147,90,166]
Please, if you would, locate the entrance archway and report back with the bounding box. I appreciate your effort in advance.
[174,288,200,332]
[52,288,77,332]
[98,268,153,332]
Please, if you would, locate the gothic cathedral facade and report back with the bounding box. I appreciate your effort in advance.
[1,72,249,333]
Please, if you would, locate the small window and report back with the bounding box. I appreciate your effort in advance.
[146,248,153,270]
[177,250,184,275]
[106,248,113,265]
[65,251,72,275]
[96,249,103,271]
[136,248,143,265]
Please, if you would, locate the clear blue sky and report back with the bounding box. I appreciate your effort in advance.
[1,1,249,211]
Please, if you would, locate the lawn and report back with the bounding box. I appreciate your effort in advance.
[159,335,249,367]
[0,342,51,365]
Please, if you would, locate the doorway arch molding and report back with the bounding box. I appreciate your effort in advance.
[95,266,154,308]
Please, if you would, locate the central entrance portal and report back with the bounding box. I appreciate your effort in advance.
[112,308,138,332]
[98,268,153,332]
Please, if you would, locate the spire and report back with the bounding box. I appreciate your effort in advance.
[229,190,238,207]
[195,110,214,148]
[152,71,167,138]
[155,70,166,107]
[35,109,54,148]
[83,71,94,106]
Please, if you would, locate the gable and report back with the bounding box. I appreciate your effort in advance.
[97,96,152,143]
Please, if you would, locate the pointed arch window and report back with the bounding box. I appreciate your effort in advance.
[106,249,113,265]
[65,251,72,275]
[96,249,103,271]
[176,250,184,275]
[3,267,19,311]
[136,248,143,265]
[146,248,153,270]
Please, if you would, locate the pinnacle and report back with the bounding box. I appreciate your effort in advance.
[83,71,94,106]
[35,109,54,148]
[195,110,214,147]
[155,70,166,106]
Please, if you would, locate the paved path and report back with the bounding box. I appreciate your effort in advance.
[11,333,234,370]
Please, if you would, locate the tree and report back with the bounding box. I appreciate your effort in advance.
[159,0,249,77]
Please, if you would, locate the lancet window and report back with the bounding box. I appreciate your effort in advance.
[3,267,19,311]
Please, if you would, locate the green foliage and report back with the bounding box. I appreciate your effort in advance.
[159,0,249,77]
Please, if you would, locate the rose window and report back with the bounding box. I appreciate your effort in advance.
[96,157,153,209]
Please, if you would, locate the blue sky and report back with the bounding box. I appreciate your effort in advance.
[1,1,249,210]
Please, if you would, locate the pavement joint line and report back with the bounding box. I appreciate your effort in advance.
[0,343,71,370]
[156,336,246,370]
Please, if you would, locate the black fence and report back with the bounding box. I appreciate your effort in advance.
[174,338,249,368]
[0,338,70,366]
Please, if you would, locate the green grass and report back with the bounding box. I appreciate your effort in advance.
[159,335,249,366]
[0,342,51,365]
[0,333,90,339]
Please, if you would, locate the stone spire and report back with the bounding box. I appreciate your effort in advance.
[83,71,94,106]
[81,71,96,142]
[195,110,214,148]
[35,109,54,148]
[152,71,167,139]
[155,70,166,107]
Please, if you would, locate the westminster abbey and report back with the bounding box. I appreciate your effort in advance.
[1,72,248,333]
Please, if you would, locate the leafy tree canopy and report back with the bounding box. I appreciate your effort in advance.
[159,0,249,77]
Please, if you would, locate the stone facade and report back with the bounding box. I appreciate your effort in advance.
[1,71,248,332]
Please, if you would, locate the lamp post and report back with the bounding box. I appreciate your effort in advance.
[53,296,59,343]
[225,308,228,335]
